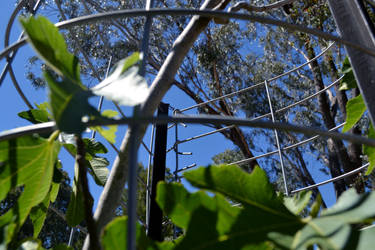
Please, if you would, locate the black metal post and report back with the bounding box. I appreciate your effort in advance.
[147,102,169,241]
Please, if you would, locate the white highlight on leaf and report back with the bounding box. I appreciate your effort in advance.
[91,66,149,106]
[58,132,76,145]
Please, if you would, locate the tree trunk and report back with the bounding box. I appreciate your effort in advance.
[305,43,349,197]
[324,52,364,193]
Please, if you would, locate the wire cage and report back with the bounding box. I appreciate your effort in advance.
[1,0,375,249]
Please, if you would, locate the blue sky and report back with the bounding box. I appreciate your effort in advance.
[0,1,342,214]
[0,1,236,209]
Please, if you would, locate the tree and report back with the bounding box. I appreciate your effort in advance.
[2,0,375,249]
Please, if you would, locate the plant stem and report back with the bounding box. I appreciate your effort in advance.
[76,135,101,250]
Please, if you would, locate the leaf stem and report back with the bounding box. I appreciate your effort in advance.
[48,130,60,143]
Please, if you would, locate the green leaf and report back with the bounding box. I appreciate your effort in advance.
[158,167,303,249]
[156,182,236,230]
[18,109,50,124]
[364,124,375,175]
[102,216,161,250]
[355,226,375,250]
[30,163,61,238]
[91,53,150,106]
[0,133,60,239]
[44,71,100,134]
[29,194,49,237]
[284,191,312,215]
[63,139,109,186]
[184,165,294,217]
[89,157,109,186]
[20,16,80,82]
[342,94,366,132]
[292,189,375,249]
[339,57,357,91]
[64,138,108,159]
[91,110,118,144]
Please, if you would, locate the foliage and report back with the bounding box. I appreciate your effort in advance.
[342,94,366,133]
[1,2,375,249]
[0,14,147,248]
[102,165,375,249]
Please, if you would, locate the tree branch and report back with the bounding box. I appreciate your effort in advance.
[83,0,228,248]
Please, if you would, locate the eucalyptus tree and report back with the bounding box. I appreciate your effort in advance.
[2,0,375,248]
[24,0,372,204]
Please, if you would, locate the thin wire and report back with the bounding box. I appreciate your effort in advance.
[91,56,113,138]
[139,0,155,76]
[172,75,342,148]
[228,123,345,166]
[2,0,43,108]
[2,116,375,147]
[179,42,335,113]
[291,163,369,193]
[264,80,289,196]
[0,0,43,86]
[176,125,234,145]
[5,8,375,61]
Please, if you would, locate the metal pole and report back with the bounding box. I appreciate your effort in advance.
[127,106,140,250]
[145,124,155,233]
[67,227,76,247]
[147,103,169,241]
[327,0,375,127]
[128,0,154,248]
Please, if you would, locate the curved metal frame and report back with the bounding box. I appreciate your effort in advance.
[0,3,373,247]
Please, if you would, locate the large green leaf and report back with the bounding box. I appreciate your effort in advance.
[184,165,294,217]
[157,183,278,249]
[364,124,375,175]
[0,133,60,241]
[158,166,303,249]
[20,16,80,82]
[91,53,150,106]
[30,162,62,237]
[292,189,375,249]
[20,16,102,134]
[342,94,366,133]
